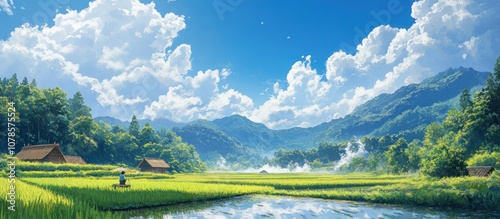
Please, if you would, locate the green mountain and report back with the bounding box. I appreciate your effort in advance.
[320,67,488,142]
[172,124,262,168]
[97,67,489,165]
[174,67,488,152]
[94,116,130,127]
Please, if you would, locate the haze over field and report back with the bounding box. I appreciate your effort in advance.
[1,0,499,129]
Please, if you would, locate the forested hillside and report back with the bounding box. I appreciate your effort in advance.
[270,58,500,177]
[172,124,262,168]
[320,67,488,142]
[0,76,206,173]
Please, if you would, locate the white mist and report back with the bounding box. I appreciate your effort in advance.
[333,138,368,171]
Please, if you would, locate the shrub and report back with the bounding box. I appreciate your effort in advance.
[17,161,117,171]
[466,152,500,169]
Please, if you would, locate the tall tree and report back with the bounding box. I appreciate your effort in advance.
[68,91,91,120]
[89,122,114,163]
[423,123,444,147]
[4,73,19,98]
[9,73,18,86]
[420,132,467,178]
[494,56,500,81]
[405,140,421,172]
[139,122,156,147]
[385,138,410,174]
[459,89,472,112]
[15,82,36,146]
[68,116,97,156]
[43,88,70,145]
[21,77,29,86]
[129,115,140,138]
[442,108,465,133]
[111,132,138,164]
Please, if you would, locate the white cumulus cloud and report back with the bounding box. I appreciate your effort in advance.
[1,0,187,114]
[0,0,251,122]
[250,55,333,129]
[1,0,499,129]
[250,0,500,129]
[0,0,14,15]
[143,69,253,121]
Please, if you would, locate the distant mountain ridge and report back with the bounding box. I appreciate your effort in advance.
[95,67,489,163]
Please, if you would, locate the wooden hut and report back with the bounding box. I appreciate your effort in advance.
[15,144,67,163]
[259,170,268,174]
[137,158,169,173]
[64,155,87,165]
[466,166,495,177]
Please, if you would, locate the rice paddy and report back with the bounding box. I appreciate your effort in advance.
[22,177,274,210]
[1,170,499,218]
[0,178,118,219]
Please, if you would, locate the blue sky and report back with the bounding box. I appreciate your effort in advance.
[1,0,499,129]
[149,0,417,105]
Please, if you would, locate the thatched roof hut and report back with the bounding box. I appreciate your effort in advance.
[137,158,170,173]
[466,166,495,177]
[64,155,87,165]
[15,144,66,163]
[259,170,268,174]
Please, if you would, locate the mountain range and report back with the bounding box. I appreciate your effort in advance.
[95,67,489,163]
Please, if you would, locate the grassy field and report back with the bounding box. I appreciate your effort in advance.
[22,177,274,210]
[0,178,119,219]
[1,171,498,218]
[171,173,500,210]
[170,173,409,189]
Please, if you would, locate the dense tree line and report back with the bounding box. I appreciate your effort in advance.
[0,76,206,173]
[269,137,397,171]
[269,141,342,168]
[416,57,500,177]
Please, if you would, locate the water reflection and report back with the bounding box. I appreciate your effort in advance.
[125,195,499,219]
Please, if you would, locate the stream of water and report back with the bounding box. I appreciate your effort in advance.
[125,195,499,219]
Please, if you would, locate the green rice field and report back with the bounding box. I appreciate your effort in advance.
[0,163,499,218]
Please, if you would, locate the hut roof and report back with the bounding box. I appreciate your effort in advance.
[466,166,495,177]
[259,170,268,174]
[139,158,170,168]
[15,144,66,162]
[64,155,87,164]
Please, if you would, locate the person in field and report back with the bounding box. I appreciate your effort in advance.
[119,171,126,185]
